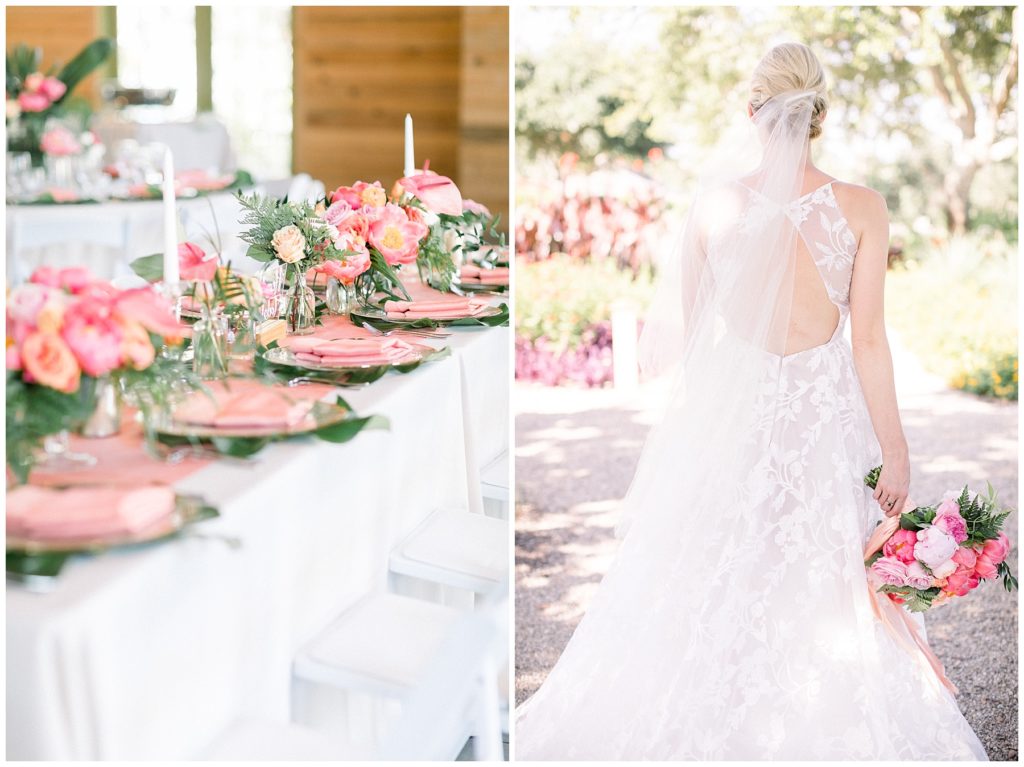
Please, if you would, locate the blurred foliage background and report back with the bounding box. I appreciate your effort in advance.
[515,5,1018,398]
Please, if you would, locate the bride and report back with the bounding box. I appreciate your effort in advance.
[514,43,988,760]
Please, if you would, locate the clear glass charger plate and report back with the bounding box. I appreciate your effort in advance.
[351,304,504,326]
[260,342,429,373]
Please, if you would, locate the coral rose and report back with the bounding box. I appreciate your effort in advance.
[367,204,429,265]
[21,331,81,392]
[271,225,307,264]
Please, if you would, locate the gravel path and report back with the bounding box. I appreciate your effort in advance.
[514,337,1018,759]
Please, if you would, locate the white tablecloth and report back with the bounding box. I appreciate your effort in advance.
[5,192,259,286]
[6,324,508,760]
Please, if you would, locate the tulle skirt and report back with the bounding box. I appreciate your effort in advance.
[515,334,988,760]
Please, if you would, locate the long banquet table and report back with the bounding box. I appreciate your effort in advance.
[6,310,509,760]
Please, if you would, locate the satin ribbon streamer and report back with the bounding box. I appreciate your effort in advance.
[863,506,959,696]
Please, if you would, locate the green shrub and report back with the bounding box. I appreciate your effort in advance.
[516,255,656,352]
[886,232,1018,401]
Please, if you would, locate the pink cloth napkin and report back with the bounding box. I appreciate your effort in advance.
[7,485,176,542]
[289,336,415,366]
[460,265,509,285]
[173,385,314,428]
[383,296,489,320]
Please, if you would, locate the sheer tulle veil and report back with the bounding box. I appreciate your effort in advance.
[618,89,817,537]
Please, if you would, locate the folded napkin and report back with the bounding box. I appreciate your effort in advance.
[289,336,414,367]
[460,265,509,285]
[383,296,490,320]
[7,485,176,541]
[173,386,314,429]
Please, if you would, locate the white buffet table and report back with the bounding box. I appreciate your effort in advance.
[6,322,509,760]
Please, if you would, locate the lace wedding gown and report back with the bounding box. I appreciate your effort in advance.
[515,181,989,761]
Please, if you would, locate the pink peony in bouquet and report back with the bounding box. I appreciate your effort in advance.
[864,466,1017,612]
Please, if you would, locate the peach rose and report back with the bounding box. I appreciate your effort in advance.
[21,331,81,392]
[271,225,307,264]
[118,319,155,370]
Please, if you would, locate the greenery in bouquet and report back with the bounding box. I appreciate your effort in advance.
[6,266,188,483]
[864,466,1016,613]
[6,38,113,164]
[236,189,409,304]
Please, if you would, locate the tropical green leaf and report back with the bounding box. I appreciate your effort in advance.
[54,38,114,104]
[129,253,165,283]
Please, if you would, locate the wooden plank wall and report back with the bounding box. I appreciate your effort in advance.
[5,6,104,104]
[458,7,509,225]
[293,6,509,224]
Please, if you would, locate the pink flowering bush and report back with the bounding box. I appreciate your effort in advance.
[864,466,1017,612]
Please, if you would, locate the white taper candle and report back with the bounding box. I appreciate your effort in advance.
[161,148,179,285]
[404,113,415,178]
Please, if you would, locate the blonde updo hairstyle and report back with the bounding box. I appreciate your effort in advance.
[749,42,829,140]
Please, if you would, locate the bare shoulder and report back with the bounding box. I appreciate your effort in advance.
[832,181,888,224]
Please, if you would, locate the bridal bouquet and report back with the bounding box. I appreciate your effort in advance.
[864,466,1017,612]
[6,266,186,482]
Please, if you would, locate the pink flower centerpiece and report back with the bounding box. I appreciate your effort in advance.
[7,266,187,482]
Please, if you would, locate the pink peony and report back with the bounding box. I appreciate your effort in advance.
[18,91,50,112]
[113,288,185,338]
[29,266,62,288]
[61,297,124,376]
[883,528,918,564]
[396,172,464,216]
[40,126,81,157]
[973,555,999,580]
[329,181,387,210]
[178,242,217,282]
[936,498,960,517]
[944,569,981,597]
[951,546,977,570]
[914,526,959,569]
[59,267,93,294]
[870,556,908,587]
[904,561,933,590]
[981,532,1010,565]
[38,77,67,102]
[933,504,968,544]
[367,204,429,265]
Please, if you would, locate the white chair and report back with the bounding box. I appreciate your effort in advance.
[203,606,505,761]
[481,450,510,519]
[389,509,508,595]
[286,173,326,204]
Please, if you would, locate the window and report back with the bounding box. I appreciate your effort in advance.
[115,6,198,120]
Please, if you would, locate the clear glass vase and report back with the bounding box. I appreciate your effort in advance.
[80,375,122,438]
[325,277,355,315]
[192,309,229,380]
[225,308,257,362]
[285,267,316,335]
